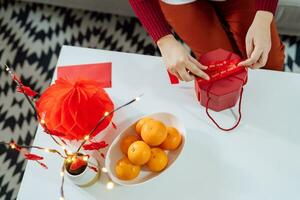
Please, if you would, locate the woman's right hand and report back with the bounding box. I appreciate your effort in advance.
[157,34,210,82]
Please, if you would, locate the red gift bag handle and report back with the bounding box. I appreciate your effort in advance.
[205,86,244,131]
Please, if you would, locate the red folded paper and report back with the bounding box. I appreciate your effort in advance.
[57,62,112,88]
[167,70,179,84]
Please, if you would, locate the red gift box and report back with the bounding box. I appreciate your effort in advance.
[195,49,248,131]
[195,49,247,112]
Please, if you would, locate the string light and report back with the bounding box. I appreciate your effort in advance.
[135,94,143,102]
[71,156,76,162]
[76,94,144,153]
[82,156,89,162]
[5,65,9,72]
[101,167,108,173]
[10,143,16,149]
[106,181,114,190]
[60,171,65,177]
[66,150,73,155]
[84,135,90,140]
[0,65,144,199]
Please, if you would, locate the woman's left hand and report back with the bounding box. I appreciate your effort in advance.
[238,11,273,69]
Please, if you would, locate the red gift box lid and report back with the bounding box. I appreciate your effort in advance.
[200,48,240,66]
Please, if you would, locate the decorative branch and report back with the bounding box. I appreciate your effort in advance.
[0,141,66,159]
[2,64,38,113]
[1,64,67,149]
[0,64,144,199]
[76,94,143,152]
[60,163,66,200]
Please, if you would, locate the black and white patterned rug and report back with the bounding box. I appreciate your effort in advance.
[0,0,299,199]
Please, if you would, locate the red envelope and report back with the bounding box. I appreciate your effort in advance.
[167,70,179,84]
[57,62,112,88]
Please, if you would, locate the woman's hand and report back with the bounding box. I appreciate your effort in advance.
[238,11,273,69]
[157,34,209,82]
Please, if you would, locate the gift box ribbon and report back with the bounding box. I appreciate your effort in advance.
[167,53,244,85]
[205,83,245,131]
[196,53,243,84]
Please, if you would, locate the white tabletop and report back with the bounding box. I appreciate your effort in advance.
[17,45,300,200]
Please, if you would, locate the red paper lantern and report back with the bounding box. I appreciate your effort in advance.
[36,78,114,140]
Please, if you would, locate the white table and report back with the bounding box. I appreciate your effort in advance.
[17,46,300,200]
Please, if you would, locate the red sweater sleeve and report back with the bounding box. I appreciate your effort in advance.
[128,0,172,43]
[129,0,278,43]
[256,0,278,13]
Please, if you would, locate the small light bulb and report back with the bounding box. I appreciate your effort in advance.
[10,144,16,149]
[71,156,76,162]
[84,135,90,140]
[60,171,64,177]
[106,181,114,190]
[67,150,72,155]
[135,96,140,101]
[82,156,88,161]
[66,158,72,163]
[101,167,108,173]
[104,111,109,116]
[44,148,50,153]
[61,146,66,150]
[40,119,45,124]
[60,197,64,200]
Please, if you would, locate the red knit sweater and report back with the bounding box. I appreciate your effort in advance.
[129,0,278,42]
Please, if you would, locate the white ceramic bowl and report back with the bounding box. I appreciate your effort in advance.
[105,112,186,186]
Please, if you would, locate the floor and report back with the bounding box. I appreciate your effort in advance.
[0,0,299,199]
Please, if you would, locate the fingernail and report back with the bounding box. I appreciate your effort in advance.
[204,66,208,70]
[206,76,210,80]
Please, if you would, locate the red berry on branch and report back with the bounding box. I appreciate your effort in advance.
[88,166,98,173]
[17,86,38,97]
[39,162,48,169]
[24,153,44,161]
[83,141,108,151]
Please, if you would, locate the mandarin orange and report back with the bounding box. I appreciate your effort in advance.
[135,117,153,135]
[115,157,141,180]
[128,141,151,165]
[141,120,167,146]
[147,148,168,172]
[120,135,139,155]
[160,127,182,150]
